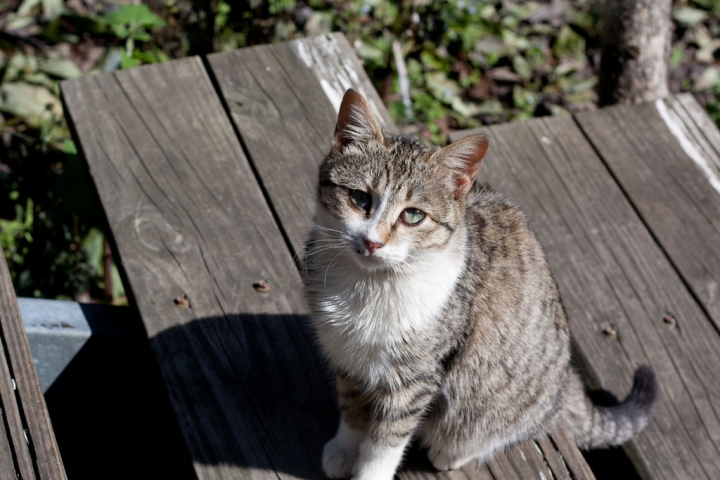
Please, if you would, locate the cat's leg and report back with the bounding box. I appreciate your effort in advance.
[423,425,477,471]
[428,449,477,471]
[323,373,371,479]
[354,435,411,480]
[353,378,438,480]
[421,414,508,471]
[427,440,503,471]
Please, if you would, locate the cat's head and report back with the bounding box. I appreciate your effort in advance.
[315,89,489,272]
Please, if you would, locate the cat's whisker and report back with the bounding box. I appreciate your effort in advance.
[305,244,346,258]
[291,240,316,267]
[305,244,347,277]
[323,248,349,290]
[298,240,347,268]
[311,224,343,233]
[311,226,344,239]
[302,239,346,277]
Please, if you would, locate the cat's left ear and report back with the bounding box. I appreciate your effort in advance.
[332,89,385,154]
[433,134,490,195]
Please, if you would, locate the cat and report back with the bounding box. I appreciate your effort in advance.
[302,88,658,480]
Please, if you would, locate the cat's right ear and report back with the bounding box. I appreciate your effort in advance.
[434,134,490,196]
[332,89,385,154]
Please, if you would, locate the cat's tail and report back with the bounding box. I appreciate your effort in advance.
[561,366,659,449]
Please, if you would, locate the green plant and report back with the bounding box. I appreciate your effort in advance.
[0,197,34,266]
[102,4,167,69]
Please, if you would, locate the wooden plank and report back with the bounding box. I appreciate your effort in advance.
[61,58,337,479]
[550,427,596,480]
[0,404,17,480]
[575,94,720,332]
[451,116,720,479]
[487,452,519,480]
[0,255,66,480]
[0,259,35,480]
[536,435,572,480]
[207,32,397,253]
[208,35,594,480]
[397,433,585,480]
[508,441,554,480]
[505,448,538,479]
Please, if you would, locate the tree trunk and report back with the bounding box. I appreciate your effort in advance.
[599,0,672,106]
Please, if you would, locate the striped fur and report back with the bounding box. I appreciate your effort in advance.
[303,90,658,480]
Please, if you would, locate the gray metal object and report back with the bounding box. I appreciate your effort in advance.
[17,298,129,392]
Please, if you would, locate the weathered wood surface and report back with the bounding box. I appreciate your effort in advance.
[452,114,720,479]
[399,427,592,480]
[61,57,336,480]
[207,32,397,253]
[60,34,597,479]
[576,93,720,332]
[0,255,66,480]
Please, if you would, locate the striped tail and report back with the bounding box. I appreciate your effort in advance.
[563,366,659,449]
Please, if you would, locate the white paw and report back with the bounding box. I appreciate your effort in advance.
[429,449,469,471]
[323,437,358,479]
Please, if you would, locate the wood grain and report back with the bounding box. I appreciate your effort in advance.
[397,432,588,480]
[487,453,519,480]
[536,435,572,480]
[207,32,397,253]
[576,94,720,332]
[0,402,17,480]
[452,116,720,479]
[61,57,337,480]
[0,255,66,480]
[550,427,596,480]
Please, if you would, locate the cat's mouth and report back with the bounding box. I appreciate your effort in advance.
[352,249,387,270]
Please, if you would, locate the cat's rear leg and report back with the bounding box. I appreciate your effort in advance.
[422,422,510,472]
[428,448,479,471]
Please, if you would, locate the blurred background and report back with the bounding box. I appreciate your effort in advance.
[1,0,718,304]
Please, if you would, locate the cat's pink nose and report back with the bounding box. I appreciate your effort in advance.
[363,238,384,254]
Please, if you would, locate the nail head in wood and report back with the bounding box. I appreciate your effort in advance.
[253,279,272,293]
[602,326,617,339]
[173,294,190,308]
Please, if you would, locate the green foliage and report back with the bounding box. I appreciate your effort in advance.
[299,0,600,142]
[2,0,720,301]
[102,4,166,65]
[103,4,165,42]
[269,0,297,15]
[0,0,171,302]
[0,198,34,265]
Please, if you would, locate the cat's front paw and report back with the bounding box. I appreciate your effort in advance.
[323,437,358,479]
[428,448,469,471]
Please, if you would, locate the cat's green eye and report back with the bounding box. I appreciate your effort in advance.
[349,189,371,210]
[400,208,426,226]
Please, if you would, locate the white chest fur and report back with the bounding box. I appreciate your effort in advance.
[308,243,465,387]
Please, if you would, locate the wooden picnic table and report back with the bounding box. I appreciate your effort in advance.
[59,32,720,479]
[0,255,66,480]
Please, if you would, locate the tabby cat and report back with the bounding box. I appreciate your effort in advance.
[303,89,658,480]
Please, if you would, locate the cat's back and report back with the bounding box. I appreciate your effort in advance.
[464,183,549,274]
[428,184,572,444]
[452,182,570,350]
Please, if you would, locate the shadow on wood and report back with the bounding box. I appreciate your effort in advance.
[148,314,602,480]
[149,313,335,479]
[43,304,195,480]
